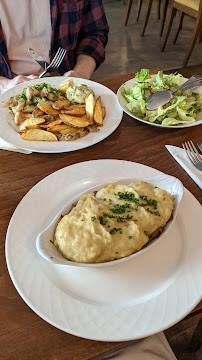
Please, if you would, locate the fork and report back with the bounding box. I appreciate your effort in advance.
[182,141,202,171]
[39,47,67,78]
[197,142,202,152]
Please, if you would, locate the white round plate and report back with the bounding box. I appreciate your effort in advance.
[117,76,202,128]
[0,77,123,153]
[5,160,202,341]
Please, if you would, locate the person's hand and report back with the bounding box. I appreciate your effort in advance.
[63,55,96,80]
[63,70,84,79]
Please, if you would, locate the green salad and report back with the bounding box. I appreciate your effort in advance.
[120,69,202,126]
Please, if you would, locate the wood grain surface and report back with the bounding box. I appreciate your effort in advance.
[0,66,201,360]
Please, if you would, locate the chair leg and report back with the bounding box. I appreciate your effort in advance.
[160,0,169,36]
[141,0,153,36]
[173,11,184,44]
[183,13,202,67]
[199,27,202,42]
[136,0,143,21]
[161,6,177,51]
[125,0,133,25]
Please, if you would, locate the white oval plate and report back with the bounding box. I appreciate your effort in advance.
[117,75,202,128]
[0,77,123,153]
[36,174,183,267]
[5,160,202,341]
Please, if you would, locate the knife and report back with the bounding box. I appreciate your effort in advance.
[28,48,60,76]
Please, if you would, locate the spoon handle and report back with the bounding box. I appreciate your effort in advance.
[175,76,202,93]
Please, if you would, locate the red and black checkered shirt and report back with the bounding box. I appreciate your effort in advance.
[0,0,109,78]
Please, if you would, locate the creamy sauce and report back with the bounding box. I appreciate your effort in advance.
[54,182,174,263]
[66,84,94,104]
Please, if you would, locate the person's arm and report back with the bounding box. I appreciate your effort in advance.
[0,74,38,95]
[62,0,108,79]
[63,54,96,79]
[75,0,109,71]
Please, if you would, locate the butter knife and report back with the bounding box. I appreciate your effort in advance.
[28,48,60,76]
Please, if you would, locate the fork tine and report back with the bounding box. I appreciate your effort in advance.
[55,49,66,67]
[183,142,197,165]
[182,143,195,165]
[187,141,202,162]
[53,50,65,67]
[189,141,202,161]
[51,48,66,68]
[49,48,62,67]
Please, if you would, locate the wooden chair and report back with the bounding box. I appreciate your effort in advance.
[124,0,169,37]
[161,0,202,67]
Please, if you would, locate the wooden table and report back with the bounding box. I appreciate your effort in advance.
[0,66,201,360]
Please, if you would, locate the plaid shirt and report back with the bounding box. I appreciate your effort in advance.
[0,0,109,78]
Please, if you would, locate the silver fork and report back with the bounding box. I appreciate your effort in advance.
[39,47,67,78]
[182,141,202,171]
[197,142,202,152]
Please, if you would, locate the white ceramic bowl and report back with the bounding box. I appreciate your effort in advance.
[117,75,202,128]
[36,174,184,267]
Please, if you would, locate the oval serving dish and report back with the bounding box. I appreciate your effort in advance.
[36,174,183,267]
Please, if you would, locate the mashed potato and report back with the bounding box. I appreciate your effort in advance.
[54,182,174,263]
[66,84,94,104]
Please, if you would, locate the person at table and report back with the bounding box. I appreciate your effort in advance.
[0,0,109,94]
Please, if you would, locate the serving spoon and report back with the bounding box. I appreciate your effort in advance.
[146,75,202,110]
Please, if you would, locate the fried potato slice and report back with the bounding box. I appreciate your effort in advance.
[19,117,46,131]
[102,107,105,118]
[46,119,63,128]
[49,124,71,133]
[52,100,71,110]
[59,114,90,128]
[21,129,57,141]
[65,104,85,110]
[32,108,44,117]
[85,94,95,123]
[37,102,60,115]
[61,107,86,116]
[59,126,84,135]
[94,96,103,126]
[25,113,33,119]
[81,114,88,119]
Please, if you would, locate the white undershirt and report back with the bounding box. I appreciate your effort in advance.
[0,0,51,76]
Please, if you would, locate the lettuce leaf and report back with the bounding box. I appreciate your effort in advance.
[135,69,151,82]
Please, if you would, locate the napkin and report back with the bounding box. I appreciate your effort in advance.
[0,137,32,154]
[165,145,202,190]
[90,332,177,359]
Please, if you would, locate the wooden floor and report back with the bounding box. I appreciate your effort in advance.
[165,312,202,360]
[93,0,202,79]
